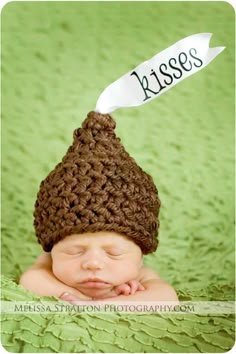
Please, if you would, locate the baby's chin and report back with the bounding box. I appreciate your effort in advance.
[76,285,113,299]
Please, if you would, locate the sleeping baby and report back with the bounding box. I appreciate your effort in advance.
[20,111,178,303]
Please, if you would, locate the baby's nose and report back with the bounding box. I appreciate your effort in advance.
[81,252,105,270]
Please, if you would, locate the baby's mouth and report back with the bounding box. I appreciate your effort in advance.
[79,278,110,289]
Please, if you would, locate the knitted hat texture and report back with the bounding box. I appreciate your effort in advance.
[34,111,161,254]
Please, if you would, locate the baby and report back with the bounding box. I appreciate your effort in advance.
[20,231,178,302]
[20,111,178,303]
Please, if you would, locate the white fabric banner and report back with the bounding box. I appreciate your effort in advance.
[95,33,225,114]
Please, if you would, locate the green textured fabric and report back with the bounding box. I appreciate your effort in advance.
[1,1,235,353]
[1,276,235,353]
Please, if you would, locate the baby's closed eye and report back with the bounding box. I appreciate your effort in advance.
[105,248,125,257]
[64,247,85,256]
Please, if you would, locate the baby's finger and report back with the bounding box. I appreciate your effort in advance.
[113,285,123,295]
[127,280,145,294]
[131,284,138,295]
[137,283,145,291]
[127,280,138,295]
[116,284,131,295]
[59,292,86,304]
[123,284,132,295]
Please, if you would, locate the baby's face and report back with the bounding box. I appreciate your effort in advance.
[51,231,143,297]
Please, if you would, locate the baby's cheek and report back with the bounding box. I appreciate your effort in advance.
[52,261,74,284]
[114,261,140,281]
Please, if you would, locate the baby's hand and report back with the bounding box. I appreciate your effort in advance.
[114,280,145,296]
[60,292,92,303]
[59,280,145,303]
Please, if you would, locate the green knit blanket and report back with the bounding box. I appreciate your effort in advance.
[1,276,235,353]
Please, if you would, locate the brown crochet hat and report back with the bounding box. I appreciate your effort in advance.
[34,111,161,254]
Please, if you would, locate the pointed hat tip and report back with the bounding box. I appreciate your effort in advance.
[82,111,116,132]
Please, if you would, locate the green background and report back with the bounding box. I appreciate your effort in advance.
[2,0,234,287]
[1,1,235,352]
